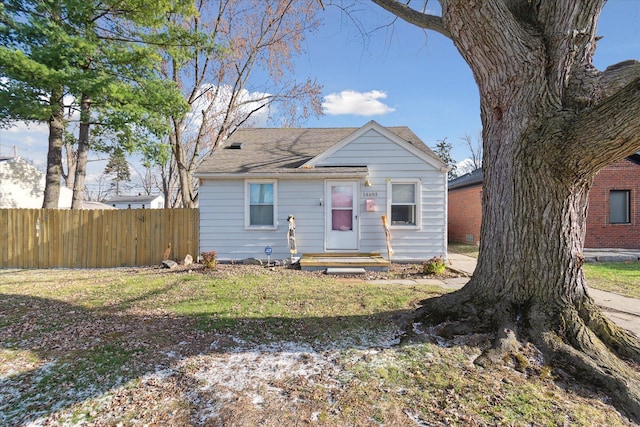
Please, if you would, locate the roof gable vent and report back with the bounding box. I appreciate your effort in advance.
[226,142,243,150]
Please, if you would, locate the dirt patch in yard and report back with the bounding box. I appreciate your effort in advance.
[166,260,463,280]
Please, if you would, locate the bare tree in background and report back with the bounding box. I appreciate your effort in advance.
[159,0,324,208]
[84,173,111,203]
[460,131,482,172]
[130,163,162,196]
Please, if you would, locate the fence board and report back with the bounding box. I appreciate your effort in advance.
[0,210,6,266]
[0,208,199,269]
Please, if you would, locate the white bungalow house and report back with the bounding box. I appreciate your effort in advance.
[195,121,448,263]
[106,194,164,209]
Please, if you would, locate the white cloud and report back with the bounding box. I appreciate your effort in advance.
[456,158,479,176]
[184,84,272,134]
[4,121,48,136]
[0,121,49,159]
[322,90,395,116]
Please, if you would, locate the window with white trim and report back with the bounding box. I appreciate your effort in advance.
[245,181,277,229]
[609,190,631,224]
[389,181,419,227]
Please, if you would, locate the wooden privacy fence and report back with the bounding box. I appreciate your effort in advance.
[0,208,199,269]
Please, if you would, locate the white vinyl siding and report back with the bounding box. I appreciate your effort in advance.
[200,179,326,261]
[316,128,447,261]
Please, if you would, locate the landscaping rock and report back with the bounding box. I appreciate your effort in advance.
[162,259,178,269]
[243,258,263,266]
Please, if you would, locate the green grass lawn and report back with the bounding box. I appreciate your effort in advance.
[447,243,639,299]
[583,262,640,299]
[448,242,479,258]
[0,267,633,426]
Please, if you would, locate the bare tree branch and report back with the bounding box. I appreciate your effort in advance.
[566,76,640,172]
[599,60,640,100]
[160,0,323,207]
[369,0,450,38]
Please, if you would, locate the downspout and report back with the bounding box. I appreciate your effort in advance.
[441,165,452,260]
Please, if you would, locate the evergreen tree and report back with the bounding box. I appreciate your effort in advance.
[104,149,131,196]
[432,138,457,180]
[0,0,191,208]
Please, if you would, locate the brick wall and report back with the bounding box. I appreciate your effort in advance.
[585,158,640,249]
[448,184,482,244]
[447,158,640,249]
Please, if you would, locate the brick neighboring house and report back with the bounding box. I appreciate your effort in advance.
[448,168,483,245]
[585,154,640,249]
[448,153,640,249]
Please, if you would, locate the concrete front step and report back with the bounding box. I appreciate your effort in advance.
[326,267,367,275]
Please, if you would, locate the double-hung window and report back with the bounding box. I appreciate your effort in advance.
[245,181,277,229]
[389,181,419,227]
[609,190,631,224]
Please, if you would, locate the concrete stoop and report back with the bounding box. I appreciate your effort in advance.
[326,267,367,275]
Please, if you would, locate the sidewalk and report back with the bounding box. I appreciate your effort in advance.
[372,253,640,337]
[584,248,640,263]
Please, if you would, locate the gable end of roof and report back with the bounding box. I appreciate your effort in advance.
[303,120,445,170]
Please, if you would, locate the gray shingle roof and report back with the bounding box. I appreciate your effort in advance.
[105,194,162,204]
[448,168,483,190]
[448,152,640,190]
[196,125,437,175]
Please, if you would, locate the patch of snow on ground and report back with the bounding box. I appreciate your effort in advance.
[187,340,336,393]
[171,339,346,424]
[2,329,408,425]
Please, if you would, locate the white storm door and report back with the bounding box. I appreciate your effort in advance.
[325,181,358,250]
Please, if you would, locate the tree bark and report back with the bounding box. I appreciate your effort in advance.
[63,145,77,190]
[372,0,640,421]
[169,117,196,208]
[42,88,65,209]
[71,94,91,210]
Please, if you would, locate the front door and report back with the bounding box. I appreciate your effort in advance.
[325,181,358,251]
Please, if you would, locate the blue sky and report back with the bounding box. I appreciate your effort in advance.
[1,1,639,186]
[305,0,640,162]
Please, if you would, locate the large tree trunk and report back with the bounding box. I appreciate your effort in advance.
[371,0,640,421]
[71,94,91,210]
[42,88,65,209]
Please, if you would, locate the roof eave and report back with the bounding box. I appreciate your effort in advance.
[195,170,369,180]
[448,181,483,191]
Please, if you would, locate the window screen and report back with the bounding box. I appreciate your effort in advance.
[391,183,416,225]
[609,190,630,224]
[249,183,274,226]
